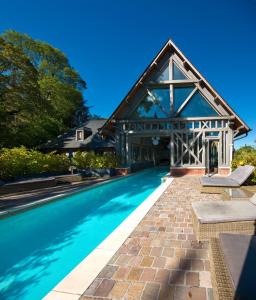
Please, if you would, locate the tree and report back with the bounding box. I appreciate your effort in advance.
[0,37,51,147]
[0,30,89,147]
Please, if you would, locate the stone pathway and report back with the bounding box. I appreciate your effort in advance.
[80,177,222,300]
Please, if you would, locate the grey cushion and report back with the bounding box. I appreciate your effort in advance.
[249,193,256,205]
[200,176,239,187]
[192,200,256,223]
[228,165,255,185]
[220,233,256,299]
[201,165,255,187]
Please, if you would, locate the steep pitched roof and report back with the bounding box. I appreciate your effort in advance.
[41,119,114,150]
[103,39,250,136]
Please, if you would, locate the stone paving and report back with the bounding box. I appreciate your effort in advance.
[80,176,222,300]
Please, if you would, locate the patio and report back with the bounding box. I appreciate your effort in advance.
[81,176,222,300]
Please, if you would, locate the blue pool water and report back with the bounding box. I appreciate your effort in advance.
[0,167,167,300]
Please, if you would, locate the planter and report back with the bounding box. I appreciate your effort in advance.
[80,168,116,178]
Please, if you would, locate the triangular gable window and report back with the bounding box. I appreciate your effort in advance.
[155,64,169,82]
[173,62,187,80]
[130,88,170,119]
[173,86,194,112]
[178,91,218,117]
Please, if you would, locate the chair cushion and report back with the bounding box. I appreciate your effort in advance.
[192,201,256,223]
[219,233,256,299]
[200,176,239,187]
[228,165,255,185]
[249,193,256,206]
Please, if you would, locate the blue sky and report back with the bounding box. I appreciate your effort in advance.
[0,0,255,147]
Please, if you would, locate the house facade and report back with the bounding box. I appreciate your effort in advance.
[41,119,115,156]
[102,40,250,175]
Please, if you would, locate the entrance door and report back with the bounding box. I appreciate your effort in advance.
[206,139,219,174]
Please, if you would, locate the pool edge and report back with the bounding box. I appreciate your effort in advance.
[43,176,174,300]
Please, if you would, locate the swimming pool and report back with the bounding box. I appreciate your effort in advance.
[0,167,168,300]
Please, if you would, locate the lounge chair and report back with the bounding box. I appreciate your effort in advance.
[192,193,256,241]
[210,233,256,300]
[200,165,255,187]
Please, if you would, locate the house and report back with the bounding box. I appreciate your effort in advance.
[41,119,115,157]
[101,39,250,175]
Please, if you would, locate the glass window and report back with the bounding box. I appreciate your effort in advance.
[178,91,219,118]
[155,64,169,82]
[206,131,219,137]
[173,86,194,112]
[173,62,187,80]
[130,88,170,119]
[76,130,83,141]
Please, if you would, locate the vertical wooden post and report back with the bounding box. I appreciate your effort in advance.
[170,131,174,167]
[126,135,131,167]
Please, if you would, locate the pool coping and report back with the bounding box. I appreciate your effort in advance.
[0,173,137,219]
[43,175,174,300]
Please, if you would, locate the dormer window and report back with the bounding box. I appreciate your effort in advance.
[76,130,84,141]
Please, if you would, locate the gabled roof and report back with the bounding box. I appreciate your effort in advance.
[102,39,250,136]
[41,119,114,150]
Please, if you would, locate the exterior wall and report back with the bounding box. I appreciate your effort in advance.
[170,167,206,176]
[115,117,234,176]
[218,167,231,176]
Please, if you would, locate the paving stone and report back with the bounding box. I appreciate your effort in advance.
[109,281,130,299]
[115,254,132,266]
[191,259,204,271]
[82,278,102,296]
[140,268,156,281]
[126,282,145,299]
[140,256,154,267]
[199,271,212,288]
[150,247,163,256]
[94,279,115,297]
[162,247,174,257]
[152,256,166,268]
[174,286,207,300]
[113,267,130,280]
[127,267,143,281]
[186,271,199,286]
[169,270,185,285]
[98,265,118,279]
[155,269,170,283]
[141,282,160,300]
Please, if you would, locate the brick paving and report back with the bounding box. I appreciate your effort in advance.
[80,176,222,300]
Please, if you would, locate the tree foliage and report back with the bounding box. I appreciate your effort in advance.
[0,30,89,148]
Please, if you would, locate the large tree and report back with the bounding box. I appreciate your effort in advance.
[0,30,89,147]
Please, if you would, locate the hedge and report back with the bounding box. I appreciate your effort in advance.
[232,145,256,184]
[0,147,70,180]
[72,151,118,169]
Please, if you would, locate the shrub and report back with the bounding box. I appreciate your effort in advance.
[72,152,118,169]
[0,147,70,180]
[232,145,256,184]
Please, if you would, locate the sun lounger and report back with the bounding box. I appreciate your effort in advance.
[210,233,256,300]
[200,165,255,187]
[192,193,256,241]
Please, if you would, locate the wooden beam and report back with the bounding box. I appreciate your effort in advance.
[175,87,198,115]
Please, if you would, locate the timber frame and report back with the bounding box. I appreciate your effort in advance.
[101,39,250,175]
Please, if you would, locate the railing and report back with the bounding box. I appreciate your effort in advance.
[117,117,232,133]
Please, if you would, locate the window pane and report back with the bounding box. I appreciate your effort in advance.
[155,64,169,82]
[173,62,187,80]
[179,91,218,117]
[130,88,170,119]
[173,86,194,112]
[206,131,219,137]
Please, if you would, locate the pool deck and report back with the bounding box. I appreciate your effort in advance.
[80,176,222,300]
